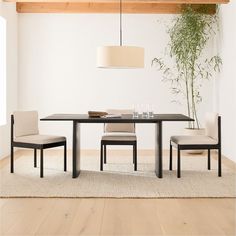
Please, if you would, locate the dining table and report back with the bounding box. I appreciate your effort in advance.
[41,113,193,178]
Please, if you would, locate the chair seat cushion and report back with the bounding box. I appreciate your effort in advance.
[14,134,66,145]
[102,132,136,141]
[171,135,218,145]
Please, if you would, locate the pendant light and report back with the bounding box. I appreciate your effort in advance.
[97,0,144,68]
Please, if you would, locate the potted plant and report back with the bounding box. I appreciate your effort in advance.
[152,5,222,152]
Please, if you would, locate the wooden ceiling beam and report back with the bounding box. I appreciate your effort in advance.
[13,0,230,14]
[4,0,230,3]
[16,2,221,14]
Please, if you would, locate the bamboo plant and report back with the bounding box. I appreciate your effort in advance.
[152,5,222,129]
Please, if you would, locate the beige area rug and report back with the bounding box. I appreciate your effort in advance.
[0,150,235,198]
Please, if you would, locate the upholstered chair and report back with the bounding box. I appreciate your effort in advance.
[11,111,67,178]
[100,109,137,171]
[169,112,221,178]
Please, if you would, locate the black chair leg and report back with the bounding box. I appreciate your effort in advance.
[208,149,211,170]
[64,141,67,172]
[40,148,44,178]
[100,143,103,171]
[218,148,222,177]
[177,147,181,178]
[134,143,137,171]
[10,145,14,173]
[169,141,172,171]
[133,145,135,164]
[104,145,107,164]
[34,149,37,168]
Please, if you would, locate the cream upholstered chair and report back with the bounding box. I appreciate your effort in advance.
[169,112,221,178]
[100,109,137,171]
[11,111,67,178]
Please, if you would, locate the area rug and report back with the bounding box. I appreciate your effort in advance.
[0,151,235,198]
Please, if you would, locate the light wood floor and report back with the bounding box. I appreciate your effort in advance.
[0,150,236,236]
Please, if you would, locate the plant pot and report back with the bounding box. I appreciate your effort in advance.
[184,128,205,154]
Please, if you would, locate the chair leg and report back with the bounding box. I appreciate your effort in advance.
[177,147,181,178]
[100,143,103,171]
[169,141,172,171]
[64,142,67,172]
[10,145,14,173]
[133,145,135,164]
[218,148,222,177]
[208,149,211,170]
[40,148,44,178]
[34,149,37,168]
[104,145,107,164]
[134,143,137,171]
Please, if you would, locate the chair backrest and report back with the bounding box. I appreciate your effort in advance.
[205,112,219,142]
[13,111,39,137]
[104,109,135,133]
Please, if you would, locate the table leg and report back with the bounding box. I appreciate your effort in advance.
[155,121,163,178]
[72,121,81,178]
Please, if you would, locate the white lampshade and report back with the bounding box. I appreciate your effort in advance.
[97,46,144,68]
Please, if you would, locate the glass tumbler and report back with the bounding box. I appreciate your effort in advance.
[148,104,154,118]
[132,104,139,118]
[142,104,148,118]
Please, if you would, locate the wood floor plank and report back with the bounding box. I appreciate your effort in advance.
[175,199,226,236]
[101,199,163,235]
[1,199,55,235]
[0,199,31,235]
[195,198,236,236]
[34,199,80,235]
[67,198,105,235]
[155,199,236,236]
[0,199,8,208]
[154,199,197,236]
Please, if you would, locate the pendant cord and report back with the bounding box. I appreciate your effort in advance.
[119,0,122,46]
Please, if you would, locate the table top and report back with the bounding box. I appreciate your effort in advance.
[40,114,194,123]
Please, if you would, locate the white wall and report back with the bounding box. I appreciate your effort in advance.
[0,3,18,159]
[0,5,233,161]
[219,2,236,162]
[18,13,215,150]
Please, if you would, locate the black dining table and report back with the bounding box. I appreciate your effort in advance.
[41,114,193,178]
